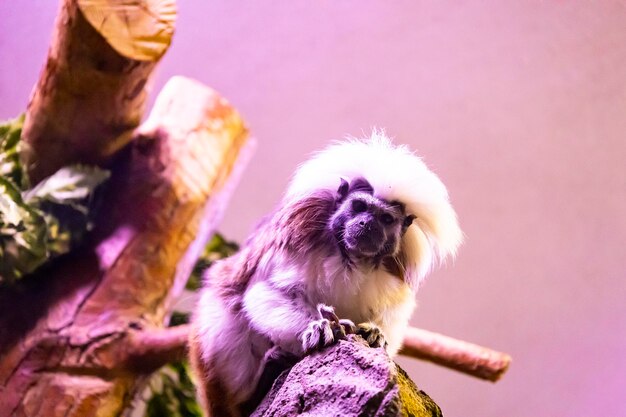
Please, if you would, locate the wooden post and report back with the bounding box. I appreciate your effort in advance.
[20,0,176,184]
[0,76,252,417]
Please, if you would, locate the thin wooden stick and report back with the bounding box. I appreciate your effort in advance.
[399,327,511,382]
[128,324,511,382]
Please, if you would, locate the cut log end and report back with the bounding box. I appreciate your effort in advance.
[21,0,178,184]
[78,0,177,61]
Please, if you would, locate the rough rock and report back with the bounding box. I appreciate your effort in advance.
[250,335,442,417]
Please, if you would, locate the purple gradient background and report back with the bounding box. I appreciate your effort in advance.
[2,2,625,416]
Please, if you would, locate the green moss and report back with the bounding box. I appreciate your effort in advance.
[397,366,443,417]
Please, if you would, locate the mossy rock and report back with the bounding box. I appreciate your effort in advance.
[250,335,442,417]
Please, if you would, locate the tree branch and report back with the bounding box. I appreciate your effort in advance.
[123,326,190,373]
[400,327,511,382]
[124,324,511,382]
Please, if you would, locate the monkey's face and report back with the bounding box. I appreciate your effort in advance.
[329,177,415,260]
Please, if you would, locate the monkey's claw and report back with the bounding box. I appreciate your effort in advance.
[317,304,356,339]
[301,318,335,353]
[317,304,339,322]
[356,322,387,348]
[338,318,357,335]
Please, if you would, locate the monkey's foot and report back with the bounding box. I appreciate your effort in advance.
[356,322,387,348]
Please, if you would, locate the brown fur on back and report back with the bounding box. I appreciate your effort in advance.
[188,326,240,417]
[209,192,336,298]
[189,192,337,416]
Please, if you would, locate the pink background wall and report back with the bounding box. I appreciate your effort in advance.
[2,2,625,416]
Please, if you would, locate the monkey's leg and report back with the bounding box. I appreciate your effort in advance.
[192,289,269,416]
[239,346,298,415]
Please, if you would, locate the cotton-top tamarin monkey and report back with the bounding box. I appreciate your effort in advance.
[189,132,463,416]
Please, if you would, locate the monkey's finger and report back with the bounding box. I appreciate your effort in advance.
[357,322,387,348]
[302,318,336,353]
[332,322,347,340]
[317,304,340,323]
[339,318,357,335]
[320,319,334,347]
[302,332,319,353]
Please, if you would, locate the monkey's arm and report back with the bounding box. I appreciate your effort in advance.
[243,278,342,355]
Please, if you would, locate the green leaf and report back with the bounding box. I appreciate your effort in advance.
[0,114,26,189]
[145,361,203,417]
[168,311,190,327]
[24,165,110,206]
[0,177,48,283]
[0,115,111,284]
[186,233,239,290]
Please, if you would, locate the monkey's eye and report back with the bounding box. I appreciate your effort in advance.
[380,213,395,225]
[352,199,367,213]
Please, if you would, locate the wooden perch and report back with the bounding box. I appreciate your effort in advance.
[111,323,511,384]
[20,0,176,184]
[121,326,190,374]
[0,76,251,417]
[400,327,511,382]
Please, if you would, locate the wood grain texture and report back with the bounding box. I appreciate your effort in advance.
[0,76,251,417]
[20,0,176,184]
[78,0,176,60]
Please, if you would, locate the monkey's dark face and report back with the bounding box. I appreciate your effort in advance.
[329,177,415,260]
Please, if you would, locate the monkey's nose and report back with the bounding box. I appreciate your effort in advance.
[359,220,373,231]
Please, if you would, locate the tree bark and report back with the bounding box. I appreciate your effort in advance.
[0,76,252,417]
[113,322,511,384]
[399,327,511,382]
[20,0,176,185]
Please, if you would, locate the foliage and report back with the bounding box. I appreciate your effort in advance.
[145,362,203,417]
[186,233,239,290]
[0,114,26,188]
[143,233,238,417]
[0,116,110,284]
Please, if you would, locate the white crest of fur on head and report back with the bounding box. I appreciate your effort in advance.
[285,130,463,287]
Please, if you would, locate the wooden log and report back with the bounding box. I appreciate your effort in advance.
[0,76,252,417]
[20,0,176,184]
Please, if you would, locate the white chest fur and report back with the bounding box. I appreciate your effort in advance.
[250,250,417,356]
[308,254,416,355]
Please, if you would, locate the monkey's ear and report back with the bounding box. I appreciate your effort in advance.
[349,177,374,195]
[402,214,416,233]
[337,178,350,201]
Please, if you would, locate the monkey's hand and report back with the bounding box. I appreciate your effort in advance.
[301,304,355,353]
[317,304,357,337]
[356,322,387,349]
